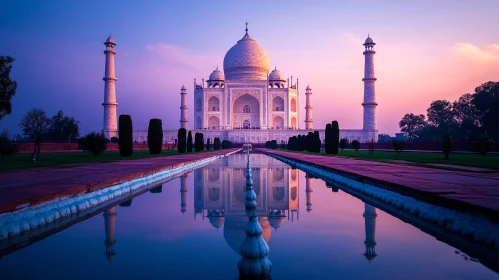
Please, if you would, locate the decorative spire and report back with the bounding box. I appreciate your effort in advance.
[238,150,272,278]
[245,21,249,33]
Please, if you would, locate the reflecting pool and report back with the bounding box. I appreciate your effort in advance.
[0,152,498,279]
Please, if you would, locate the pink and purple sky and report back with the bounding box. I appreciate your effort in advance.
[0,0,498,136]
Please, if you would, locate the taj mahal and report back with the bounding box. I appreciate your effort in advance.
[101,23,379,143]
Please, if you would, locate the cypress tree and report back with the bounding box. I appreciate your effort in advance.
[442,131,452,160]
[314,131,321,153]
[194,133,200,152]
[147,118,163,155]
[331,121,339,155]
[177,128,186,153]
[187,131,193,152]
[200,133,205,151]
[325,123,332,154]
[118,114,133,157]
[306,132,314,152]
[207,138,211,150]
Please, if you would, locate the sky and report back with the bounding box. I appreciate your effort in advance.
[0,0,498,136]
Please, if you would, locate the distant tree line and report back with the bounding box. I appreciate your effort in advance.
[399,81,499,143]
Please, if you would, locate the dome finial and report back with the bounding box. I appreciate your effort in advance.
[245,21,248,33]
[274,66,277,70]
[368,33,370,38]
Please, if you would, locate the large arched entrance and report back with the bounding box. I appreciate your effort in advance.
[291,117,297,129]
[233,94,260,129]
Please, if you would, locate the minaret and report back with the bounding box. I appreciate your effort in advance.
[103,207,117,262]
[102,34,118,139]
[305,173,313,212]
[180,85,188,129]
[304,85,313,129]
[362,35,378,135]
[363,203,377,262]
[180,174,188,214]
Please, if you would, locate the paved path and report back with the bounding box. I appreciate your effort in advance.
[258,149,499,218]
[0,149,241,214]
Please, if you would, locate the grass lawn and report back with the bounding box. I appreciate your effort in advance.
[276,149,499,171]
[0,149,194,171]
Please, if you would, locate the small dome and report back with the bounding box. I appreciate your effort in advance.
[209,216,225,228]
[209,67,225,81]
[105,34,115,44]
[269,67,284,81]
[364,35,375,45]
[268,216,285,229]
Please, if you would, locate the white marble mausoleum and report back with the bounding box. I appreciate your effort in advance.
[102,24,379,144]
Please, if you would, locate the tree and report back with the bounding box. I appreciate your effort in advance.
[399,113,427,141]
[84,132,108,156]
[474,132,495,156]
[19,108,51,162]
[473,81,499,141]
[147,119,163,155]
[442,131,452,160]
[351,140,360,151]
[195,133,201,152]
[427,100,457,138]
[187,131,193,152]
[306,132,314,152]
[331,121,339,155]
[0,56,17,120]
[118,115,133,156]
[206,138,211,151]
[325,123,332,154]
[177,128,186,153]
[453,93,481,141]
[47,110,80,142]
[339,138,348,152]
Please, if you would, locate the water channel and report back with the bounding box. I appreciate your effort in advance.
[0,152,498,279]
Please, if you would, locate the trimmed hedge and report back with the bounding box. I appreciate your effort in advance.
[222,140,233,149]
[147,118,163,155]
[118,114,133,157]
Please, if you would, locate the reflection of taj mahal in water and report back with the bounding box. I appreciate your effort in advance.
[101,153,378,260]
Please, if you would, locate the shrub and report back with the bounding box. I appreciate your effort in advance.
[84,132,108,156]
[147,119,163,155]
[474,132,495,156]
[222,140,233,149]
[0,137,12,160]
[187,131,193,152]
[331,121,339,155]
[177,128,187,153]
[442,131,452,160]
[118,114,133,157]
[339,138,348,152]
[110,137,119,143]
[78,137,87,151]
[351,140,360,151]
[392,140,404,154]
[325,123,332,154]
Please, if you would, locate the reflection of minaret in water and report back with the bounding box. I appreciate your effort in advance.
[305,174,313,213]
[103,207,117,262]
[180,174,188,214]
[363,203,377,262]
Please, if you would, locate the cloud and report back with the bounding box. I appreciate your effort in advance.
[452,43,499,62]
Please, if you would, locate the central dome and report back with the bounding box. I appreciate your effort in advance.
[223,30,270,80]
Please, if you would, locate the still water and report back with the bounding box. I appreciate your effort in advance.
[0,153,497,279]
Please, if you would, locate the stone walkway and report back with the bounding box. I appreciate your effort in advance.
[0,149,241,214]
[258,149,499,218]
